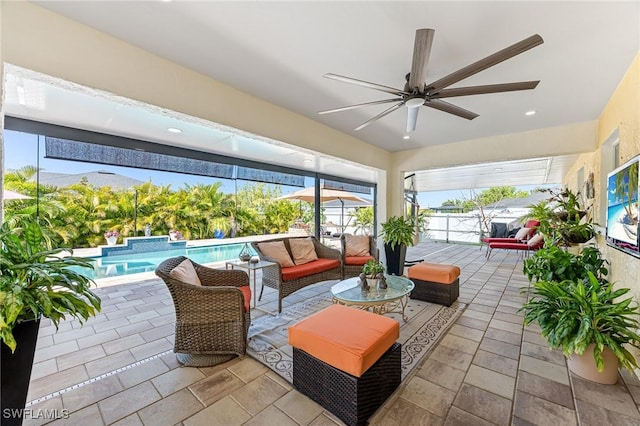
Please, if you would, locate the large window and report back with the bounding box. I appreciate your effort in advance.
[2,119,376,248]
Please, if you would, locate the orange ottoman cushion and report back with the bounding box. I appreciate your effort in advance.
[408,262,460,284]
[288,304,399,377]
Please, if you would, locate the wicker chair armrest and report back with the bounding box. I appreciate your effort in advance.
[313,239,341,260]
[369,237,380,260]
[193,265,249,288]
[164,278,247,319]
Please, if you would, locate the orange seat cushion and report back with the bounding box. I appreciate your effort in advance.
[344,255,374,266]
[408,262,460,284]
[288,304,399,377]
[239,286,251,312]
[281,259,340,281]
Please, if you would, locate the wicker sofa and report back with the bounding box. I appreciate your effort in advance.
[251,236,342,313]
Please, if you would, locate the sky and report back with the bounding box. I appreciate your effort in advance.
[5,129,550,207]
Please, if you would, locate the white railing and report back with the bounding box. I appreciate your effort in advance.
[421,212,524,244]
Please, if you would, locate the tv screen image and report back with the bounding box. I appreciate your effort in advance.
[606,156,639,257]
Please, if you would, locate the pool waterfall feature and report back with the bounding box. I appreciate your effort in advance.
[101,236,187,257]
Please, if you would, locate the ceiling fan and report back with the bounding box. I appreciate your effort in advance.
[319,29,544,132]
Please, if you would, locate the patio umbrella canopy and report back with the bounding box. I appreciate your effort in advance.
[278,187,371,232]
[3,189,33,200]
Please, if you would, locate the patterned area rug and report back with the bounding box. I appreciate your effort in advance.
[247,292,466,383]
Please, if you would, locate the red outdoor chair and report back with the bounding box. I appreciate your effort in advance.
[481,220,540,251]
[486,233,544,260]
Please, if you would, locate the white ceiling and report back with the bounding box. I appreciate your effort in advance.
[413,155,580,192]
[4,1,640,191]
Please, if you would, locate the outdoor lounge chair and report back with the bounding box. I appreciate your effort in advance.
[486,233,545,260]
[481,220,540,250]
[156,256,251,367]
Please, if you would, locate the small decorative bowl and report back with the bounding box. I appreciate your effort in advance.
[249,256,260,264]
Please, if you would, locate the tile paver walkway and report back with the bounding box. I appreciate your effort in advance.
[19,241,640,425]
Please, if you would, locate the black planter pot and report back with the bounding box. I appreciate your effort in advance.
[1,317,41,426]
[384,244,407,276]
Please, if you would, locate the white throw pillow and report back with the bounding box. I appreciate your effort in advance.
[169,258,202,286]
[514,227,530,240]
[527,233,544,247]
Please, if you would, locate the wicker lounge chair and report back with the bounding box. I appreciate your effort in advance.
[340,234,379,279]
[156,256,251,367]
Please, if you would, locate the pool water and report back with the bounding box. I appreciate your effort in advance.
[78,243,256,280]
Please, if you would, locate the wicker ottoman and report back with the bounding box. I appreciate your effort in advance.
[407,262,460,306]
[288,304,401,426]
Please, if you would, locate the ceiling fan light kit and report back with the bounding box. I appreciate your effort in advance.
[320,29,544,132]
[405,98,425,108]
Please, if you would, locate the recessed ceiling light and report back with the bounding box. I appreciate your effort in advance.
[167,127,182,133]
[525,110,536,116]
[494,167,503,171]
[303,158,313,164]
[403,135,410,140]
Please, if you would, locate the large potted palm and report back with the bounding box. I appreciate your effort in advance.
[0,220,101,426]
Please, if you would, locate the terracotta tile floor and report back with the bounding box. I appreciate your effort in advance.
[21,242,640,425]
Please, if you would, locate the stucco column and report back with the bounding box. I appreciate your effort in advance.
[386,167,405,218]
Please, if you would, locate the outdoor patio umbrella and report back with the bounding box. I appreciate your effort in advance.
[278,187,370,232]
[3,189,33,200]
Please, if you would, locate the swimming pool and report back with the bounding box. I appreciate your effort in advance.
[79,243,256,280]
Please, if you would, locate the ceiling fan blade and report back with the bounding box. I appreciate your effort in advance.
[431,81,540,99]
[408,29,435,92]
[406,106,420,132]
[424,99,479,120]
[318,98,402,115]
[324,73,409,96]
[354,102,405,131]
[427,34,544,93]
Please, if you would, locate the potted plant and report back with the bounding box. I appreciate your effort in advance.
[523,245,608,284]
[520,271,640,384]
[380,215,417,275]
[104,230,120,245]
[525,188,595,247]
[1,220,101,425]
[361,259,385,290]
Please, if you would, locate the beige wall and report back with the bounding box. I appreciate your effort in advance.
[563,52,640,368]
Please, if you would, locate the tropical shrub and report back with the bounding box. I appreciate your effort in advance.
[520,272,640,372]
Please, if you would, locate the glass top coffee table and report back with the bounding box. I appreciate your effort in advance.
[331,275,415,321]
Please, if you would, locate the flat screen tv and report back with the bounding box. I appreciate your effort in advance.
[606,156,640,258]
